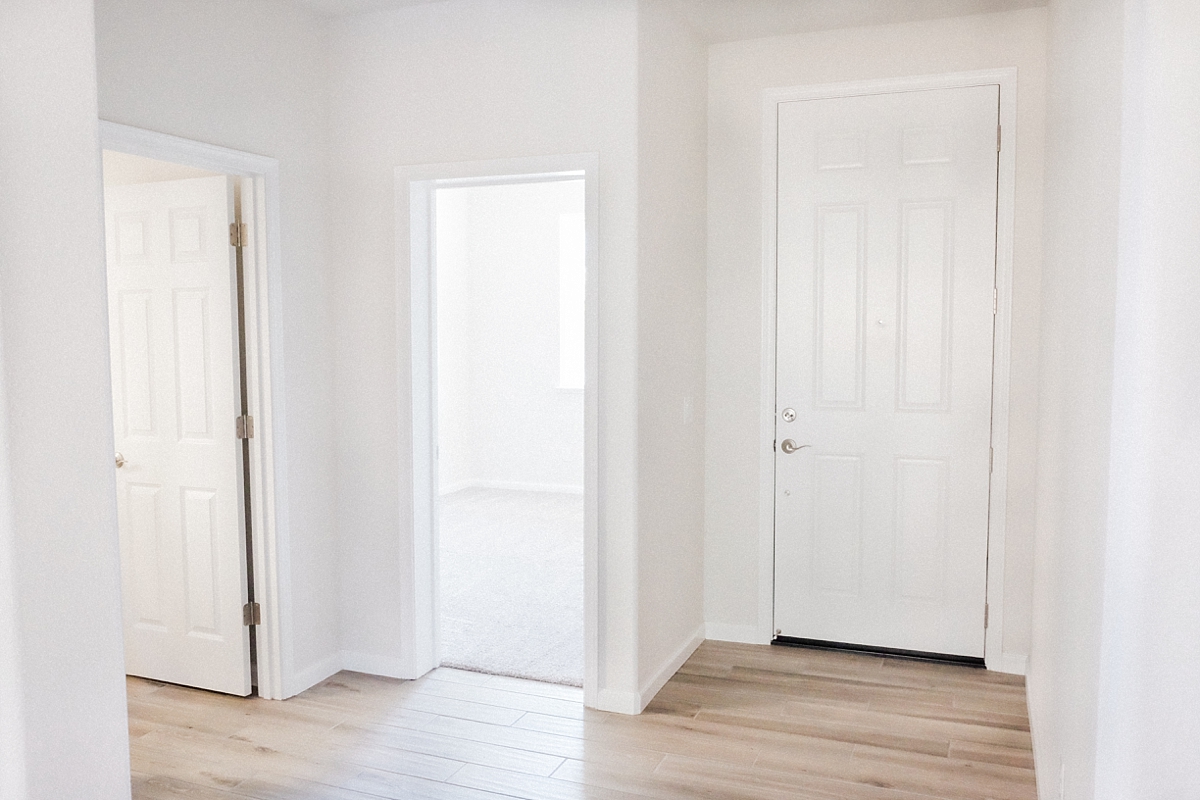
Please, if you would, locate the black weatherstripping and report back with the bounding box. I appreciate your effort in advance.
[772,636,986,668]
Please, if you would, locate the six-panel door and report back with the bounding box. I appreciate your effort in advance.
[105,175,251,695]
[773,85,1000,658]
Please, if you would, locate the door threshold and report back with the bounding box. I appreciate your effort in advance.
[772,636,985,668]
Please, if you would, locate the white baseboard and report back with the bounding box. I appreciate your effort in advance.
[705,622,768,644]
[998,652,1028,676]
[593,687,642,715]
[283,651,342,698]
[439,479,584,496]
[341,650,424,680]
[637,624,706,712]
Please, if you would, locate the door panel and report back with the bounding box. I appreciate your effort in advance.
[105,176,251,695]
[773,85,999,658]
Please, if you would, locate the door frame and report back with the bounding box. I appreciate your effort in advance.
[758,69,1019,673]
[397,153,599,704]
[99,121,288,699]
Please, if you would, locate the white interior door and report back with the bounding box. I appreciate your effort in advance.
[105,175,251,695]
[773,85,1000,658]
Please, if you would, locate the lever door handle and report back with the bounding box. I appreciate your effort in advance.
[780,439,810,454]
[115,452,126,469]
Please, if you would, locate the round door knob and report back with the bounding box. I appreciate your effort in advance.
[115,452,126,468]
[780,439,810,454]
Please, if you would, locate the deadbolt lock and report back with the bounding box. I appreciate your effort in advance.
[781,407,796,423]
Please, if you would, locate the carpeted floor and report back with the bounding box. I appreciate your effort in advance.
[438,487,583,686]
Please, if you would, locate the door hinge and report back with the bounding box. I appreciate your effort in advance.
[773,439,777,452]
[243,602,261,626]
[994,287,998,315]
[229,222,247,248]
[984,603,990,629]
[236,414,254,439]
[989,447,994,473]
[997,125,1002,153]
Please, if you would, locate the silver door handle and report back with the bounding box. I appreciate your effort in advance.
[780,439,810,454]
[115,452,126,468]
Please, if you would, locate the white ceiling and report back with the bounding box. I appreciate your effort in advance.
[286,0,1046,42]
[288,0,441,16]
[663,0,1046,43]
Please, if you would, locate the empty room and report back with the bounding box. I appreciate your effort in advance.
[2,1,1199,800]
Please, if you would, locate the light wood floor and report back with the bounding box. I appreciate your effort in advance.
[128,640,1037,800]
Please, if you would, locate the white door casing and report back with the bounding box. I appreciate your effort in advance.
[772,85,1000,658]
[106,175,251,695]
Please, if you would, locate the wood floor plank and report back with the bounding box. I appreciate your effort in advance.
[129,644,1038,800]
[413,677,585,720]
[337,721,568,776]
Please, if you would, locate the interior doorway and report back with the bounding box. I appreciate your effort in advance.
[400,153,600,703]
[433,179,585,686]
[98,122,286,699]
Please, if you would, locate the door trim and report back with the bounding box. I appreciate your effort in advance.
[397,154,600,706]
[99,121,288,699]
[757,69,1019,673]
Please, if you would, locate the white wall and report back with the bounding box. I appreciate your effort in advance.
[94,0,340,695]
[1030,0,1200,797]
[703,9,1047,662]
[1094,3,1200,794]
[101,150,221,185]
[0,0,132,796]
[1027,1,1123,796]
[327,0,644,705]
[635,0,709,699]
[436,181,586,495]
[435,188,475,494]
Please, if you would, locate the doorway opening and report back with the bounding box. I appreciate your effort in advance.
[434,178,585,686]
[99,122,286,699]
[400,153,599,703]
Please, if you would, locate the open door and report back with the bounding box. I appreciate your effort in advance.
[105,175,251,695]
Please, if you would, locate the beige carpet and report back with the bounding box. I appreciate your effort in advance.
[438,487,583,686]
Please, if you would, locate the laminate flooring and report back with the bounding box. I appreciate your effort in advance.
[128,640,1038,800]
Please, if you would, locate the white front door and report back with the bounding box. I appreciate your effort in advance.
[105,176,251,695]
[773,85,1000,658]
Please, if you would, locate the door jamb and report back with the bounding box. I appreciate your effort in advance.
[397,154,600,704]
[758,69,1019,673]
[99,121,289,699]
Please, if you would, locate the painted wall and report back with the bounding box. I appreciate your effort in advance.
[703,9,1048,665]
[1094,3,1200,794]
[0,0,132,796]
[436,182,586,495]
[635,0,709,699]
[101,151,221,185]
[94,0,340,694]
[1030,0,1200,797]
[327,0,644,704]
[1026,1,1123,796]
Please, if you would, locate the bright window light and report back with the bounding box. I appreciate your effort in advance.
[558,212,585,390]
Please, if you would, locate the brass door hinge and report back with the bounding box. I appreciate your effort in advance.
[229,222,247,248]
[243,602,261,626]
[236,415,254,439]
[984,603,990,629]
